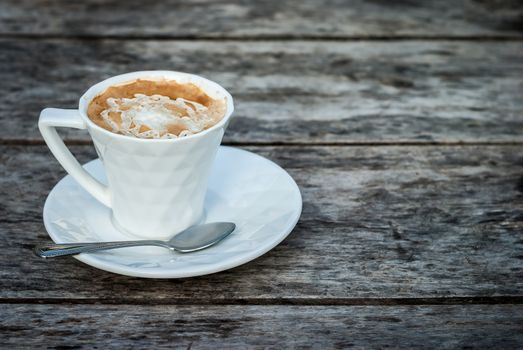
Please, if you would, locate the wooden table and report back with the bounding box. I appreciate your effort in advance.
[1,1,522,348]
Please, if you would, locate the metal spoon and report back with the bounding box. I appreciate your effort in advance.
[33,222,235,258]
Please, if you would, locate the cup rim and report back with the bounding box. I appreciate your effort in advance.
[78,70,234,143]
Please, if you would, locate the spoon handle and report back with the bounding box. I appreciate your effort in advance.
[34,240,169,258]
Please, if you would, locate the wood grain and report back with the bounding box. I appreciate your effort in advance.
[2,0,521,345]
[1,0,522,38]
[1,304,522,349]
[1,145,522,301]
[1,39,522,144]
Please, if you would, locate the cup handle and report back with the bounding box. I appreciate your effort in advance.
[39,108,111,207]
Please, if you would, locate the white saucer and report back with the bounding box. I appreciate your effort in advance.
[43,146,302,278]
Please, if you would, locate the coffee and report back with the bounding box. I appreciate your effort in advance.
[87,78,226,139]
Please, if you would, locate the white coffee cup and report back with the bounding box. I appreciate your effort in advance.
[39,71,234,239]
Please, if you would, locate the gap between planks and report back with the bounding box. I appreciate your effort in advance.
[0,296,522,306]
[1,140,523,147]
[0,34,522,41]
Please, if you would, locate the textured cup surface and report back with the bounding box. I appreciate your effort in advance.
[78,71,234,239]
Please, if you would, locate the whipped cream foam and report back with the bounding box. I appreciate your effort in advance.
[100,94,214,139]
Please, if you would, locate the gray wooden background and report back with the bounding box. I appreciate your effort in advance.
[0,0,522,348]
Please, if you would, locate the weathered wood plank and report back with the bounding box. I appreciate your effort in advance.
[1,39,522,143]
[1,145,522,300]
[1,0,522,38]
[1,304,522,349]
